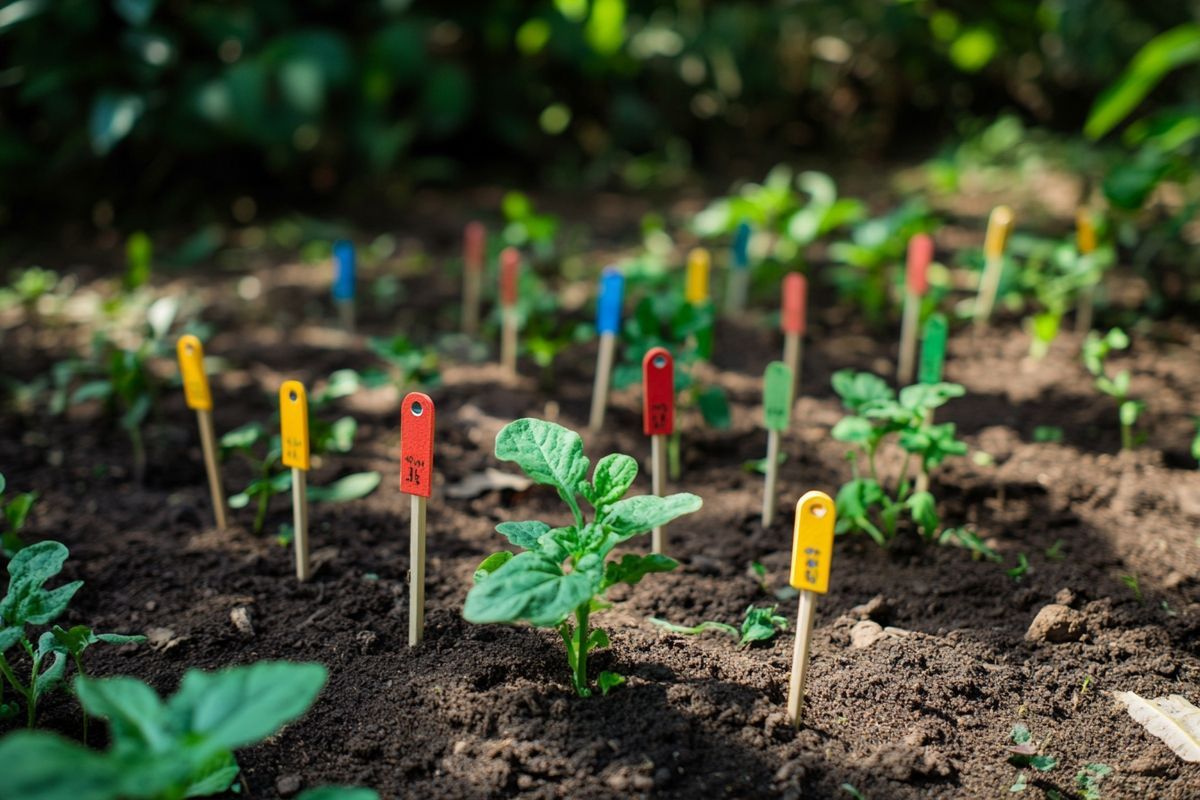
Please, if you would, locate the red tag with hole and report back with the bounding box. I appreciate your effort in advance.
[400,392,435,497]
[500,247,519,307]
[906,234,933,296]
[642,347,674,436]
[782,272,807,335]
[464,222,485,273]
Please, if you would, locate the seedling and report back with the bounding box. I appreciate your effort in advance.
[69,336,158,484]
[648,604,789,648]
[367,335,441,392]
[939,527,1000,562]
[750,560,769,593]
[464,418,701,697]
[1034,426,1065,443]
[1083,328,1143,450]
[0,266,60,314]
[1045,539,1065,560]
[1007,553,1030,582]
[831,370,967,544]
[0,660,375,800]
[0,472,37,557]
[1120,573,1144,604]
[0,541,143,729]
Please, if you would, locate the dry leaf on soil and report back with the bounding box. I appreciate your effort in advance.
[1114,691,1200,762]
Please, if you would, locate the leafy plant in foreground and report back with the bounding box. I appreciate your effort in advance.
[367,335,441,392]
[1083,327,1143,450]
[831,370,967,544]
[0,471,37,557]
[0,660,377,800]
[0,541,144,729]
[648,604,789,648]
[464,418,702,697]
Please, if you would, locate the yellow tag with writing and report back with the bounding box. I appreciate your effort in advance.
[1076,208,1096,255]
[685,247,710,305]
[983,205,1014,260]
[175,335,212,411]
[279,380,310,471]
[789,490,836,593]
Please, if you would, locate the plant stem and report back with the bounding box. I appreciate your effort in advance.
[0,653,28,701]
[668,432,681,482]
[573,604,590,697]
[1121,421,1132,451]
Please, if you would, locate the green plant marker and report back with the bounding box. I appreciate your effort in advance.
[761,361,794,527]
[918,313,948,386]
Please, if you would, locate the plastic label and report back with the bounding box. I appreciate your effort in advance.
[731,221,751,271]
[984,206,1014,260]
[279,380,310,471]
[906,233,933,296]
[782,272,807,335]
[176,335,212,411]
[763,361,794,431]
[919,313,948,385]
[789,491,836,593]
[685,248,710,305]
[642,347,674,436]
[400,392,435,497]
[500,247,520,308]
[464,222,486,273]
[1076,209,1096,255]
[332,240,355,301]
[596,268,624,335]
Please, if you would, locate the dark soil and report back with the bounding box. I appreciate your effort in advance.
[3,245,1200,800]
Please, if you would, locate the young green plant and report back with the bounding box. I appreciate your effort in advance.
[0,472,37,558]
[464,419,701,697]
[649,604,788,648]
[1083,327,1143,449]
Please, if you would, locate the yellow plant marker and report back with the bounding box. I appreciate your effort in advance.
[787,490,836,727]
[974,205,1014,328]
[1075,208,1099,334]
[176,336,226,530]
[279,380,311,581]
[685,248,710,305]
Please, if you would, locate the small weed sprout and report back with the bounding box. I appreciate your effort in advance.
[1083,328,1143,450]
[1007,553,1030,582]
[1119,573,1144,604]
[0,472,37,558]
[649,604,789,648]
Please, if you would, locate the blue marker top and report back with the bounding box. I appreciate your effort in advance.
[332,240,355,301]
[596,268,624,335]
[731,221,751,270]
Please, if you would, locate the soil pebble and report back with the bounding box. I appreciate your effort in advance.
[275,774,302,798]
[1025,604,1087,643]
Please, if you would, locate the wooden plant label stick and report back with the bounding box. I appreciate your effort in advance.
[761,361,794,527]
[1075,208,1098,334]
[462,221,486,335]
[588,267,624,432]
[176,335,226,530]
[898,233,933,386]
[400,391,435,646]
[499,247,520,375]
[781,272,807,398]
[915,313,948,494]
[279,380,311,582]
[332,239,356,333]
[642,346,674,554]
[974,205,1014,328]
[685,247,713,359]
[724,221,752,315]
[787,490,836,727]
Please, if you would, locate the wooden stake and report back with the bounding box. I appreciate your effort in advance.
[898,234,933,386]
[974,206,1014,328]
[500,247,520,375]
[1075,208,1097,335]
[786,490,837,727]
[651,433,666,553]
[176,335,226,530]
[400,392,436,647]
[643,347,675,554]
[588,268,624,432]
[761,361,794,527]
[781,273,807,398]
[462,222,485,335]
[279,380,311,582]
[762,429,781,526]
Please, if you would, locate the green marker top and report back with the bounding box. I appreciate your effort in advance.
[763,361,794,431]
[919,313,948,385]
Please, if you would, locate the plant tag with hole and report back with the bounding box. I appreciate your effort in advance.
[176,335,212,411]
[279,380,310,471]
[400,392,435,498]
[732,222,751,270]
[919,313,948,385]
[500,247,519,308]
[984,206,1014,260]
[907,233,933,296]
[790,491,836,593]
[764,361,794,431]
[685,248,709,304]
[332,240,355,300]
[643,347,674,436]
[1076,209,1096,254]
[782,273,807,335]
[597,268,624,334]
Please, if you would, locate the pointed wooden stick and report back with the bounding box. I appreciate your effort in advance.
[974,206,1014,328]
[400,392,436,646]
[291,468,310,582]
[409,493,427,645]
[786,490,836,727]
[176,335,226,530]
[196,410,227,529]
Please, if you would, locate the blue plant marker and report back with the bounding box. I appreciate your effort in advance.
[732,221,751,270]
[332,240,355,301]
[596,268,624,335]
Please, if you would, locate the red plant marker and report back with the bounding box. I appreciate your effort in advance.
[898,233,935,385]
[500,247,520,308]
[401,391,435,647]
[643,347,674,554]
[499,248,520,374]
[906,233,933,297]
[464,222,486,273]
[782,272,807,336]
[462,222,487,335]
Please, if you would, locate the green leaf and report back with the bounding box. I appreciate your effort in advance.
[494,521,549,550]
[832,370,893,413]
[89,92,145,155]
[220,422,266,454]
[0,625,23,653]
[495,419,589,499]
[0,541,83,627]
[463,551,602,627]
[648,617,739,638]
[604,493,702,538]
[307,472,381,503]
[76,675,174,752]
[587,454,638,511]
[4,492,36,532]
[1011,724,1032,745]
[697,386,731,429]
[296,789,381,800]
[586,627,610,653]
[898,382,965,413]
[1029,754,1057,772]
[596,670,625,696]
[71,381,113,405]
[1085,24,1200,140]
[1120,400,1144,427]
[0,731,118,800]
[906,491,939,536]
[738,605,788,646]
[831,416,874,444]
[472,551,514,583]
[602,553,677,589]
[182,751,239,798]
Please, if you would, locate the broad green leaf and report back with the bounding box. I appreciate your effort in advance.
[831,370,894,413]
[182,751,239,798]
[463,551,601,627]
[588,454,638,511]
[1030,754,1058,772]
[168,661,328,752]
[601,553,677,589]
[831,416,874,445]
[697,386,731,429]
[1120,400,1144,427]
[1085,25,1200,140]
[0,541,83,627]
[32,649,66,701]
[220,423,266,454]
[898,382,965,412]
[586,627,610,653]
[597,670,625,696]
[495,419,589,498]
[472,551,514,583]
[296,789,381,800]
[0,625,22,652]
[0,731,118,800]
[307,472,380,503]
[494,521,549,550]
[89,92,145,155]
[738,605,788,646]
[5,492,35,531]
[604,493,701,538]
[906,491,940,536]
[76,675,173,753]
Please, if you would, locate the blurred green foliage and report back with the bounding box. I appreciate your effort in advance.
[1,1,1196,224]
